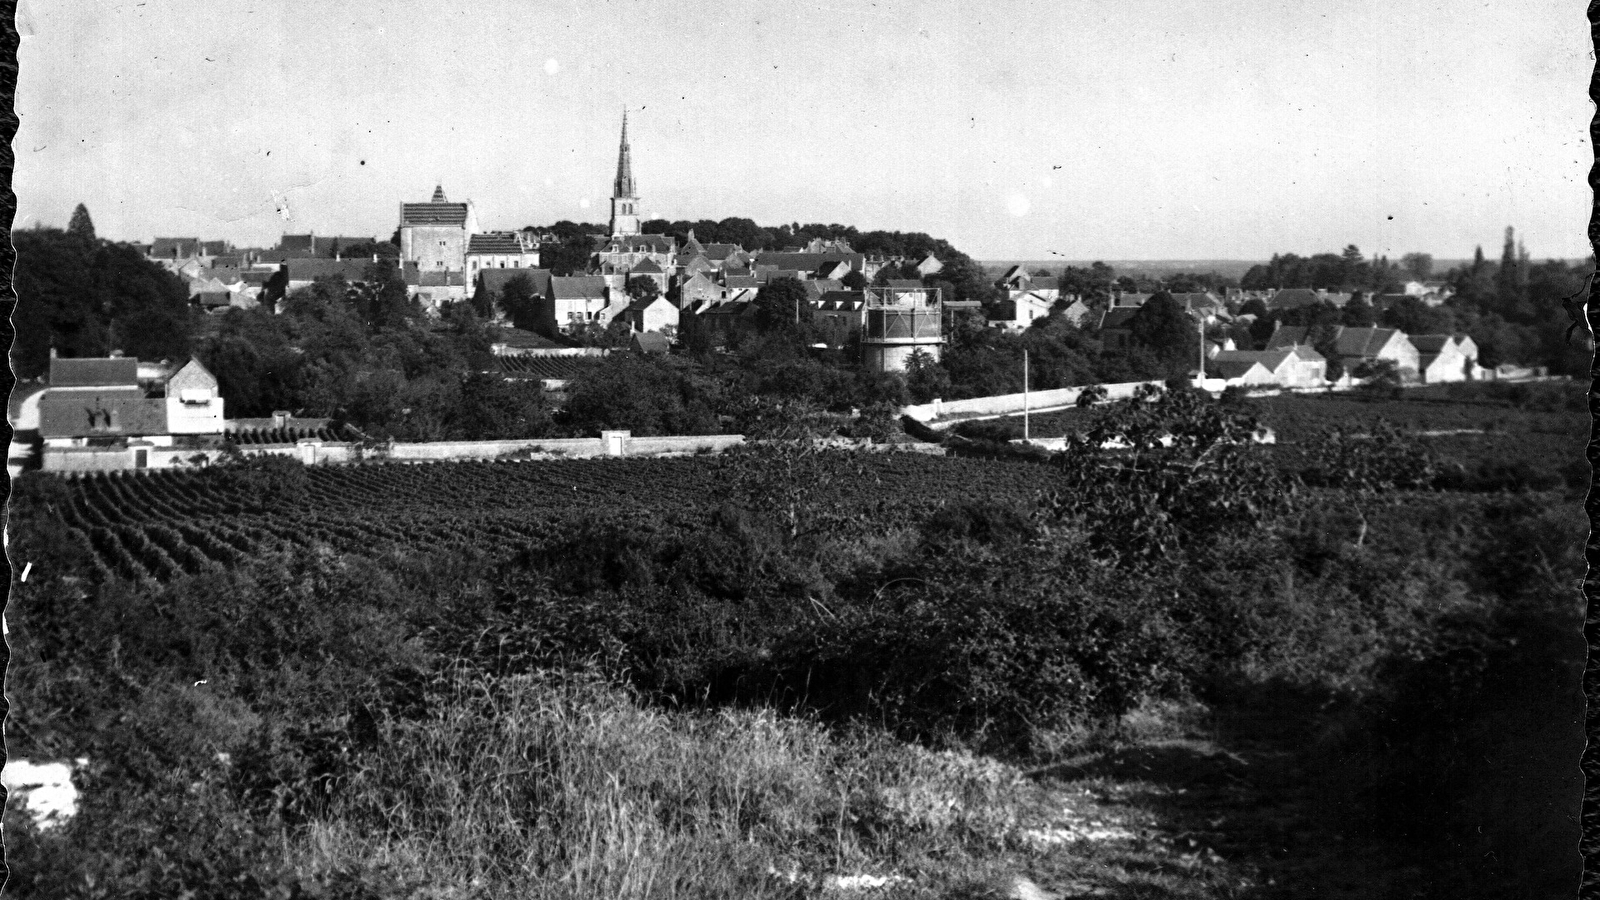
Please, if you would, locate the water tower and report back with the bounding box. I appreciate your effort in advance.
[861,285,944,374]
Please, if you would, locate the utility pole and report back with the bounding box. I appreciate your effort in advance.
[1198,316,1206,382]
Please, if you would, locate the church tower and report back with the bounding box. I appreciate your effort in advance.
[610,111,641,237]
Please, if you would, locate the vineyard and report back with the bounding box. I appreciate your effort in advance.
[42,454,1054,585]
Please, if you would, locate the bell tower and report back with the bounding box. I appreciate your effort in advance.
[609,110,641,237]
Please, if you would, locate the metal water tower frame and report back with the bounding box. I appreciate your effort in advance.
[860,285,944,374]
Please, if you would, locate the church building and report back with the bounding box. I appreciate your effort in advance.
[596,112,676,275]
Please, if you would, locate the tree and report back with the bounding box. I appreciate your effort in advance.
[1127,291,1198,373]
[1352,358,1403,399]
[1401,252,1433,282]
[624,275,660,304]
[841,270,869,291]
[1380,296,1456,336]
[903,348,951,403]
[498,274,541,330]
[1238,297,1269,319]
[67,204,96,242]
[353,259,417,332]
[753,276,810,332]
[1341,294,1377,327]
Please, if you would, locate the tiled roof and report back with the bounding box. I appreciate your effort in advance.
[1209,359,1270,380]
[467,233,526,254]
[631,259,665,274]
[50,357,140,388]
[631,332,671,354]
[724,275,759,290]
[1333,327,1402,358]
[1098,307,1140,330]
[702,243,743,260]
[150,238,200,258]
[550,276,609,300]
[401,202,471,226]
[598,234,676,253]
[477,267,552,296]
[1408,334,1454,354]
[1267,288,1323,310]
[278,234,316,252]
[286,258,374,282]
[414,271,466,287]
[755,251,863,273]
[1265,326,1309,349]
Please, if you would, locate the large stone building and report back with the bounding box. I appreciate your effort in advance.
[399,185,479,273]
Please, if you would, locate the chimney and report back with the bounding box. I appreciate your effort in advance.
[271,410,290,428]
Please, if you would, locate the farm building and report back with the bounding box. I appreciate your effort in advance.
[1411,334,1481,383]
[1208,346,1326,388]
[38,356,226,471]
[1268,326,1420,380]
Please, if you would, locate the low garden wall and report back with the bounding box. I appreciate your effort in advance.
[902,380,1163,429]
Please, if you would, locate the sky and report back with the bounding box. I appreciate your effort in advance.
[12,0,1594,262]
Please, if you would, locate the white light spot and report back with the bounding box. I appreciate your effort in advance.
[578,197,591,209]
[544,177,554,187]
[1041,175,1054,188]
[544,58,560,75]
[1007,194,1031,216]
[3,759,82,830]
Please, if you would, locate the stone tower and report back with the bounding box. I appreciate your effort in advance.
[610,111,641,237]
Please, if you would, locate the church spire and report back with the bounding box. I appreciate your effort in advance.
[613,110,637,199]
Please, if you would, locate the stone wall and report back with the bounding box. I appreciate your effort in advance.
[902,381,1163,428]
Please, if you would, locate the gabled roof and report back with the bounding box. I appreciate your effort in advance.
[702,243,744,261]
[1170,291,1223,311]
[199,240,230,256]
[477,267,552,297]
[1407,334,1455,354]
[754,251,864,273]
[1208,358,1271,380]
[631,258,665,274]
[278,234,317,253]
[150,237,201,258]
[550,276,609,300]
[631,331,671,354]
[626,293,671,313]
[724,275,759,290]
[467,232,527,254]
[1098,307,1140,330]
[1211,348,1323,374]
[1113,292,1151,308]
[1267,288,1323,310]
[400,195,471,226]
[286,258,374,282]
[598,234,676,254]
[50,356,140,388]
[1333,327,1404,358]
[1265,326,1309,349]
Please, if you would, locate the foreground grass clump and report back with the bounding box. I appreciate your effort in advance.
[295,668,1029,897]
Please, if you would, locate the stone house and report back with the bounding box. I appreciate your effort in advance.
[545,276,612,335]
[1411,334,1480,383]
[399,185,479,272]
[1208,347,1326,388]
[465,232,540,279]
[1268,325,1421,380]
[625,294,679,334]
